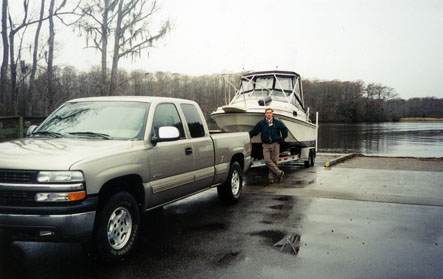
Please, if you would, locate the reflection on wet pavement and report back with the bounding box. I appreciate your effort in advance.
[1,155,443,278]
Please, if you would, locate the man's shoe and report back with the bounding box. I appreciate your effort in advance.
[278,171,285,183]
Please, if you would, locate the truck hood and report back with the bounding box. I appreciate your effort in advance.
[0,138,134,170]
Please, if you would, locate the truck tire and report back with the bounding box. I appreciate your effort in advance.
[0,234,12,251]
[94,192,140,262]
[217,161,243,204]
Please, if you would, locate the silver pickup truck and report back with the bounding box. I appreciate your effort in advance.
[0,96,251,261]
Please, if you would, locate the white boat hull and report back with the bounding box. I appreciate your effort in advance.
[211,111,317,147]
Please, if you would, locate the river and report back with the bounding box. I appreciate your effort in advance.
[318,121,443,158]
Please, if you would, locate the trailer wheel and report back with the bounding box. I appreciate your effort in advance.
[310,150,316,166]
[93,192,140,262]
[218,162,243,204]
[304,150,314,168]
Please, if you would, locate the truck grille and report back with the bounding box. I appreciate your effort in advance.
[0,190,35,205]
[0,170,36,183]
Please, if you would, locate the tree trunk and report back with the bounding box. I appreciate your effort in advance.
[28,0,46,116]
[100,0,110,95]
[0,0,8,103]
[9,30,17,115]
[47,0,55,112]
[109,0,123,96]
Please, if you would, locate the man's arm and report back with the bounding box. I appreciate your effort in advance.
[249,121,262,138]
[280,120,289,139]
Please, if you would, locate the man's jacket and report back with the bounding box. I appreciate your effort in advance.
[249,117,288,144]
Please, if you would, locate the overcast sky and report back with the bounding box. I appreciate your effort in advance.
[7,0,443,99]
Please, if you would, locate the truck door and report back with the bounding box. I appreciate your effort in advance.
[180,103,215,190]
[148,103,195,206]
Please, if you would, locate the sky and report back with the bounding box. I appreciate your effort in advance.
[5,0,443,99]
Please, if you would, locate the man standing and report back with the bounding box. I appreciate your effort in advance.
[249,108,288,184]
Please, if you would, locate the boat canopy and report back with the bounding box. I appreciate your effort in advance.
[231,71,305,111]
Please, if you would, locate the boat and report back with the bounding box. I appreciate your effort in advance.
[211,70,318,159]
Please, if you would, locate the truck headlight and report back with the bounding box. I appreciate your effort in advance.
[35,191,86,202]
[35,171,86,202]
[37,171,84,183]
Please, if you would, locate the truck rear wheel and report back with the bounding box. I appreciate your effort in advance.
[94,192,140,262]
[217,162,243,204]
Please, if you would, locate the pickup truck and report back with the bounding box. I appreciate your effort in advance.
[0,96,251,261]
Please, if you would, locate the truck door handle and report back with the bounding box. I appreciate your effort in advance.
[185,147,193,155]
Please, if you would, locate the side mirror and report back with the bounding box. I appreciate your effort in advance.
[26,125,38,137]
[151,126,180,144]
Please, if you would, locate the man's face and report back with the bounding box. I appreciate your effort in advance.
[265,109,273,120]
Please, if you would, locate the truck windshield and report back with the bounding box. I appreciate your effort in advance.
[34,101,150,140]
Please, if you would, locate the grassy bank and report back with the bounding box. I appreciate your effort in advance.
[399,117,443,121]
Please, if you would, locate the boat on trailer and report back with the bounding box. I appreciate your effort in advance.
[211,70,318,161]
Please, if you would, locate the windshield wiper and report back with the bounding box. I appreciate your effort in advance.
[69,131,112,140]
[31,131,63,138]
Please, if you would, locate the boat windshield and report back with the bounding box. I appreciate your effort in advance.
[232,75,295,104]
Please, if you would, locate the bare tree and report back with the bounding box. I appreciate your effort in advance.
[27,0,46,115]
[77,0,170,95]
[1,0,8,101]
[46,0,56,110]
[1,0,76,114]
[77,0,118,94]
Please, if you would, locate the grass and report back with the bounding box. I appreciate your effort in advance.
[399,117,443,121]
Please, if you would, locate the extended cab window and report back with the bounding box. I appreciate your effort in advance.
[181,104,205,138]
[152,103,185,139]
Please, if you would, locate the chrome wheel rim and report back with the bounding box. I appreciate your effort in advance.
[231,169,241,196]
[107,206,132,250]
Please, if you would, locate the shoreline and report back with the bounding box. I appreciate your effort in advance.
[399,117,443,121]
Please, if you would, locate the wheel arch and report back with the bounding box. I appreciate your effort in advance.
[231,153,245,171]
[96,174,145,212]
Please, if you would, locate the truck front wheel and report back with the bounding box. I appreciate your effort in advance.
[217,162,243,204]
[94,192,140,262]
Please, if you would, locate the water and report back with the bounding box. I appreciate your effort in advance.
[318,122,443,158]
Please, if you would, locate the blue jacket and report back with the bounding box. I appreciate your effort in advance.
[249,117,288,143]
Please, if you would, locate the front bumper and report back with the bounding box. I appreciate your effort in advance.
[0,197,97,242]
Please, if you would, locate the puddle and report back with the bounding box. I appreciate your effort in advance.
[250,230,286,244]
[280,179,315,188]
[269,204,293,210]
[274,196,291,201]
[215,250,241,266]
[190,222,227,231]
[267,213,290,220]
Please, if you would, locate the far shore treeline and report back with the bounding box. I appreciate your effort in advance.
[0,68,442,122]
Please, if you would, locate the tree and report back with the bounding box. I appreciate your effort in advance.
[1,0,76,114]
[27,0,46,116]
[1,0,8,101]
[77,0,170,95]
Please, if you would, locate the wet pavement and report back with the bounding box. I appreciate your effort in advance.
[1,154,443,278]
